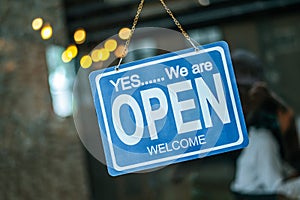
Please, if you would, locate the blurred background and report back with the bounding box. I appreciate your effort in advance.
[1,0,300,199]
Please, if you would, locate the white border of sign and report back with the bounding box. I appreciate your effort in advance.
[95,46,244,171]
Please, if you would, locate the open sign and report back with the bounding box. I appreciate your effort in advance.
[89,41,248,176]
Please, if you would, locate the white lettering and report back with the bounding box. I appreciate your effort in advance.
[195,73,230,128]
[180,66,188,76]
[172,141,180,150]
[180,138,189,148]
[121,76,131,91]
[109,78,121,92]
[146,135,207,155]
[130,74,141,88]
[198,135,206,144]
[188,137,199,146]
[165,65,180,79]
[146,145,158,156]
[167,80,202,134]
[158,143,166,153]
[141,88,168,140]
[112,94,144,145]
[192,61,213,74]
[164,65,188,79]
[165,143,173,152]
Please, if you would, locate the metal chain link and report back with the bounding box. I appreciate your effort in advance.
[159,0,199,51]
[116,0,144,70]
[123,0,144,56]
[116,0,199,71]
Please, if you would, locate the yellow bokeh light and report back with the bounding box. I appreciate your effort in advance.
[74,28,86,44]
[91,49,101,62]
[67,44,78,58]
[80,55,92,69]
[99,48,110,61]
[104,39,117,52]
[40,24,53,40]
[62,50,72,63]
[32,17,43,31]
[114,45,127,58]
[91,48,110,62]
[118,27,131,40]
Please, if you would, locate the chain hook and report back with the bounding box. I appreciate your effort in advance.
[116,0,198,71]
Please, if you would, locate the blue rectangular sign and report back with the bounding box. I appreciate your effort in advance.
[89,41,248,176]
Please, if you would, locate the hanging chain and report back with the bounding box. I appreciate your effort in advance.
[116,0,199,71]
[116,0,144,71]
[159,0,199,50]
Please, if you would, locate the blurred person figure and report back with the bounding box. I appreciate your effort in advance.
[230,50,300,200]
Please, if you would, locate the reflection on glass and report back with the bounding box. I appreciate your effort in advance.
[189,26,222,44]
[124,38,156,62]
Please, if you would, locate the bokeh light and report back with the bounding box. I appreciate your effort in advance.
[80,55,92,68]
[74,28,86,44]
[114,45,127,58]
[91,48,110,62]
[61,50,72,63]
[99,48,110,61]
[40,23,53,40]
[61,45,78,63]
[67,44,78,58]
[91,49,101,62]
[118,27,131,40]
[104,39,117,52]
[32,17,43,31]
